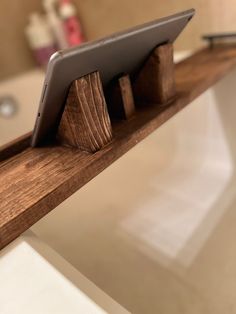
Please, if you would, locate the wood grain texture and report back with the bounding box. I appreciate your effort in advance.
[57,71,112,152]
[1,45,236,249]
[133,43,176,105]
[106,74,135,120]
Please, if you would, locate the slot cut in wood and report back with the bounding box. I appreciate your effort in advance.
[57,71,112,153]
[133,43,176,105]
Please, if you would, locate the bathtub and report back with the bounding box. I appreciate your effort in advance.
[0,69,44,146]
[30,66,236,313]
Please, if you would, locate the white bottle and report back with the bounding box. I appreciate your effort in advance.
[43,0,69,50]
[25,12,57,67]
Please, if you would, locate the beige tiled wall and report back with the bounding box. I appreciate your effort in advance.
[76,0,236,49]
[0,0,235,80]
[0,0,43,80]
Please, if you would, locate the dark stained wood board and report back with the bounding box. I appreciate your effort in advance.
[1,45,236,249]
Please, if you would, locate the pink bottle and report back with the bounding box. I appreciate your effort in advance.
[59,0,84,47]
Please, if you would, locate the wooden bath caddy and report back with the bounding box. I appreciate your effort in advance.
[57,43,175,152]
[1,44,236,249]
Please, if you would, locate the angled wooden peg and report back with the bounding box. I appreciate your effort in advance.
[133,43,176,105]
[106,74,136,120]
[57,71,112,153]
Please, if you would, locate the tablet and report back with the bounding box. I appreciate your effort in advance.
[31,9,195,146]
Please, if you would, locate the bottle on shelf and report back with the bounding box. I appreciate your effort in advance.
[43,0,69,50]
[58,0,84,47]
[25,12,57,67]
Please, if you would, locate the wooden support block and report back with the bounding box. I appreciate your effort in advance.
[133,43,176,105]
[57,71,112,153]
[106,74,135,120]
